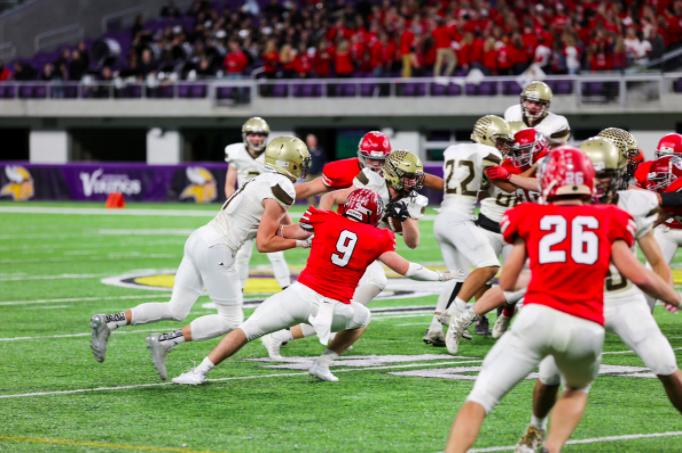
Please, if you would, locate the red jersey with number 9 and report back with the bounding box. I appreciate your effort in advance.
[297,207,397,303]
[501,203,635,325]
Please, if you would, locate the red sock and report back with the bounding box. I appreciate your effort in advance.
[503,305,515,317]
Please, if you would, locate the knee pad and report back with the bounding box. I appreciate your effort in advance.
[217,304,245,330]
[641,335,678,376]
[190,314,239,342]
[538,356,561,386]
[350,303,371,329]
[168,287,199,322]
[466,390,498,415]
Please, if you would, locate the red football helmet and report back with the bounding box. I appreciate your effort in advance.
[510,128,549,169]
[539,147,595,201]
[343,188,385,226]
[358,131,392,173]
[645,155,682,193]
[655,133,682,158]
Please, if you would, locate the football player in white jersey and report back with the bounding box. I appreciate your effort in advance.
[259,151,431,358]
[514,137,682,453]
[224,117,292,291]
[504,81,571,148]
[434,115,513,351]
[89,137,313,380]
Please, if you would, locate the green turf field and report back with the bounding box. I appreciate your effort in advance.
[1,201,681,453]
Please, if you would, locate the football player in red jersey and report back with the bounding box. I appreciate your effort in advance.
[634,133,682,189]
[294,131,392,200]
[172,189,460,385]
[445,147,679,453]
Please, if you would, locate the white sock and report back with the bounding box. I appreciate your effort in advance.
[531,414,548,431]
[450,297,468,314]
[196,357,215,375]
[316,349,339,367]
[270,255,292,289]
[429,315,442,331]
[104,312,127,331]
[158,329,186,347]
[353,283,383,306]
[272,329,294,343]
[300,323,317,338]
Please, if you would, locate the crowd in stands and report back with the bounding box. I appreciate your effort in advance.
[0,0,681,85]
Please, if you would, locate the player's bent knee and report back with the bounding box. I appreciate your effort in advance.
[539,373,561,387]
[349,303,371,329]
[168,288,199,322]
[465,392,498,415]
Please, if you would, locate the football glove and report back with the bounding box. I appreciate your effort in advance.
[385,200,411,222]
[438,270,465,282]
[485,165,511,181]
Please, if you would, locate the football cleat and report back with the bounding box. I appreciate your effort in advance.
[475,315,490,336]
[146,334,173,380]
[172,368,207,386]
[493,312,512,339]
[445,309,479,355]
[422,329,446,347]
[261,334,284,361]
[437,312,473,340]
[514,424,546,453]
[90,314,111,363]
[308,362,339,382]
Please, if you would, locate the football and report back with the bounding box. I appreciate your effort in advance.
[384,216,403,235]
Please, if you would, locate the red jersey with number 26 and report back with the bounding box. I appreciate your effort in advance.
[501,203,635,326]
[321,158,363,190]
[297,207,397,304]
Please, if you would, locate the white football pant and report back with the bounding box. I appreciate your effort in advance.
[240,282,371,341]
[539,293,678,385]
[235,237,291,290]
[480,228,514,265]
[467,304,604,414]
[354,260,387,306]
[130,226,243,341]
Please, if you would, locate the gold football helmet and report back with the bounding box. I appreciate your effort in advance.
[579,137,622,202]
[471,115,513,152]
[521,81,552,119]
[242,117,270,153]
[383,150,425,194]
[264,136,311,182]
[508,121,527,136]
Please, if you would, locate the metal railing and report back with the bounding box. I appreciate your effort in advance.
[34,23,83,52]
[101,5,147,34]
[0,74,681,107]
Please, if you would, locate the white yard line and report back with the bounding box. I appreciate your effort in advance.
[0,328,170,342]
[0,273,112,282]
[0,360,481,399]
[0,294,168,306]
[468,431,682,452]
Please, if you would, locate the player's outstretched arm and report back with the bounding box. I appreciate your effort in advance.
[295,177,329,200]
[378,251,461,281]
[224,166,238,198]
[638,230,673,285]
[612,239,681,307]
[319,186,354,210]
[499,237,527,291]
[280,224,313,240]
[423,173,444,192]
[256,199,311,253]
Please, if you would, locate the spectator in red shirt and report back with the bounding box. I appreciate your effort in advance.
[399,21,416,78]
[481,37,497,75]
[496,37,514,76]
[612,38,627,72]
[0,60,12,81]
[280,44,295,78]
[261,39,279,79]
[224,41,247,77]
[590,42,613,71]
[335,40,354,77]
[510,33,529,74]
[432,17,457,76]
[313,41,332,77]
[294,43,312,78]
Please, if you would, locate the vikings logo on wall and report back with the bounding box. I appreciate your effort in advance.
[179,167,217,204]
[101,265,448,303]
[0,166,34,201]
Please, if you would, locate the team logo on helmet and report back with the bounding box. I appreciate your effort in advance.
[0,166,34,201]
[180,167,217,204]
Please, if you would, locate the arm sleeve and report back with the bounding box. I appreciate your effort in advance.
[660,192,682,207]
[322,161,344,188]
[379,230,397,254]
[609,207,636,248]
[501,205,526,244]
